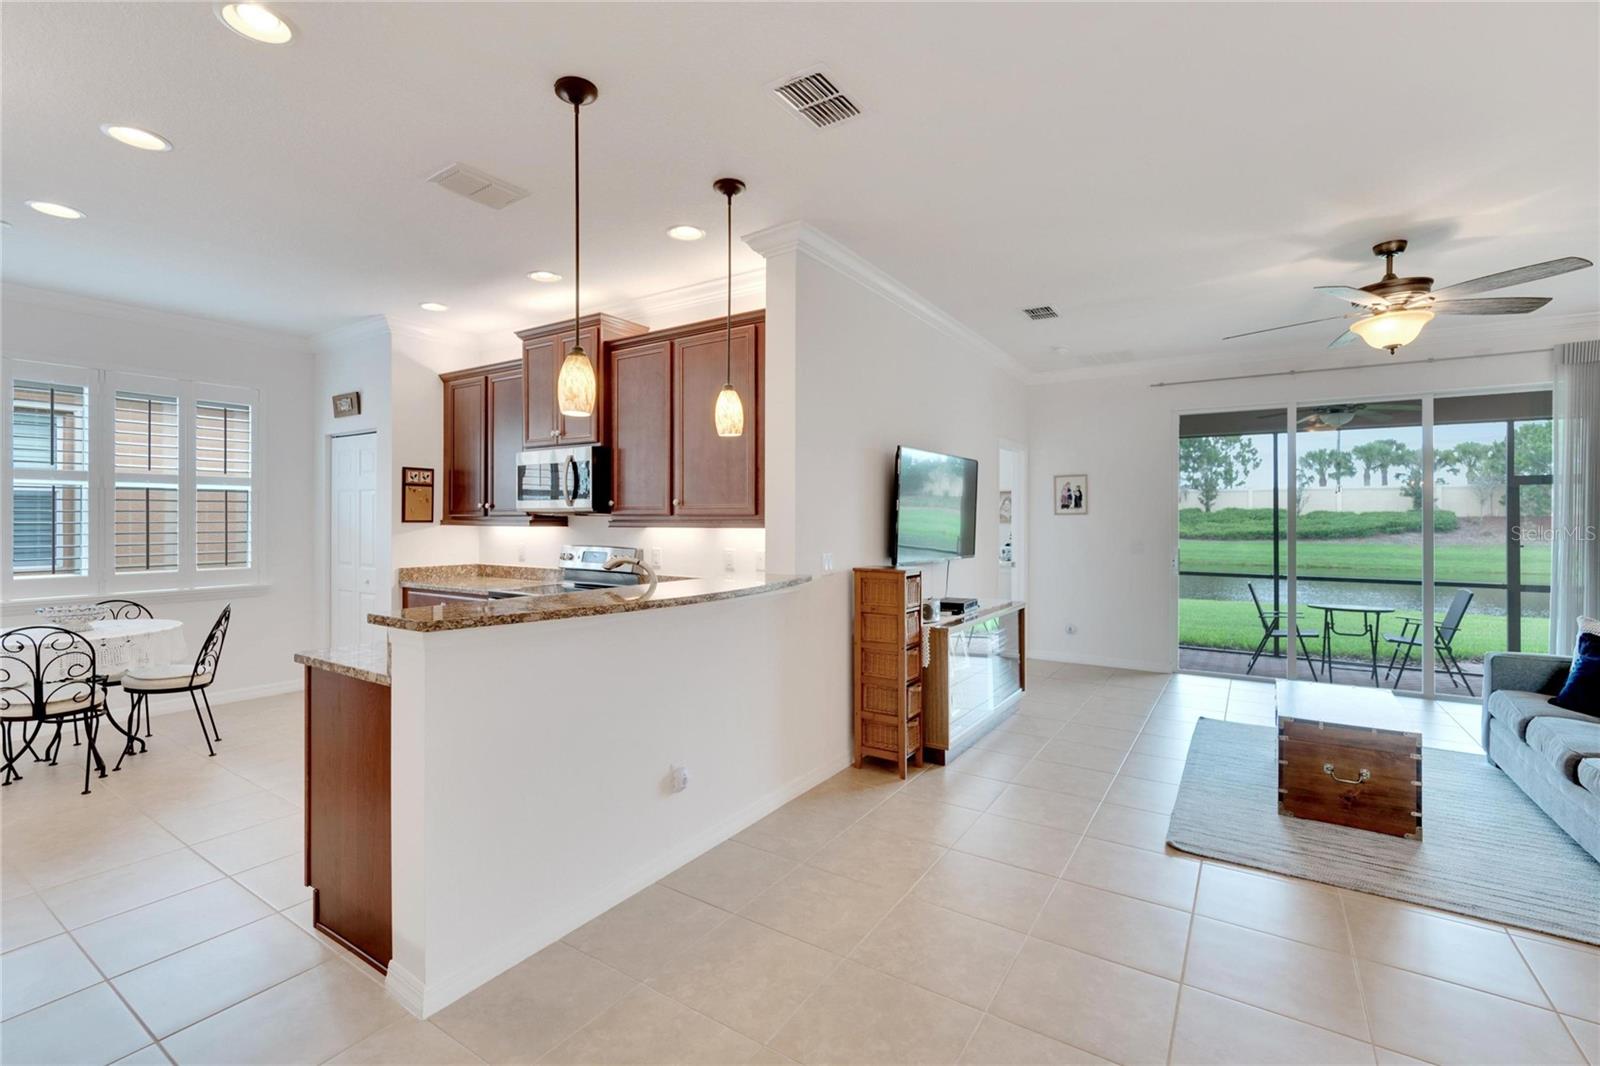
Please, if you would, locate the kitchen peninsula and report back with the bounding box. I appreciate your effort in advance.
[295,562,813,1016]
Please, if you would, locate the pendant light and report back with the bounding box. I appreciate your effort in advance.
[712,177,746,438]
[554,76,598,418]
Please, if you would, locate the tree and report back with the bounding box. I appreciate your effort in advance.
[1441,440,1505,516]
[1179,436,1261,513]
[1351,438,1410,486]
[1299,448,1356,489]
[1396,447,1449,511]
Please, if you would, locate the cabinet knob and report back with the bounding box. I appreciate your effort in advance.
[550,429,560,438]
[672,498,680,508]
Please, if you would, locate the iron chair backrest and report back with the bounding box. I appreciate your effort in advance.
[1247,583,1274,631]
[1439,588,1474,640]
[190,605,232,687]
[0,627,98,719]
[97,599,153,620]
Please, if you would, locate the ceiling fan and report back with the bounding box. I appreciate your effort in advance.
[1255,402,1417,431]
[1225,239,1594,353]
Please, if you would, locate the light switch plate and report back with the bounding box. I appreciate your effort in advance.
[822,552,834,572]
[756,551,766,572]
[723,549,736,573]
[650,547,663,567]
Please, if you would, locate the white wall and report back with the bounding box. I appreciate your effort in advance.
[1024,348,1559,671]
[0,285,315,703]
[388,324,481,574]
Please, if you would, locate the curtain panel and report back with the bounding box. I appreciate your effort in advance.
[1551,339,1600,653]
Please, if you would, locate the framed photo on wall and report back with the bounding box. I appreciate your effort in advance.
[1054,474,1088,515]
[998,490,1013,523]
[402,466,434,523]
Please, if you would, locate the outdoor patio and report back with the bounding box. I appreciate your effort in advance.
[1177,645,1484,700]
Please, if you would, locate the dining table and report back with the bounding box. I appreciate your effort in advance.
[1304,602,1394,686]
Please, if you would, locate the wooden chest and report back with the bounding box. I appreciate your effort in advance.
[1277,715,1422,839]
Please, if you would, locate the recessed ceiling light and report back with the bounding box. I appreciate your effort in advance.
[667,225,705,242]
[215,3,293,44]
[100,124,173,152]
[419,302,448,312]
[26,201,84,220]
[527,270,563,283]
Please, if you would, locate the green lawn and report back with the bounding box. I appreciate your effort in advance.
[1180,539,1551,584]
[1179,597,1549,661]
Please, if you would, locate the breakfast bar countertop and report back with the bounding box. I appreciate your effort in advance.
[370,573,811,633]
[395,564,566,596]
[294,644,392,686]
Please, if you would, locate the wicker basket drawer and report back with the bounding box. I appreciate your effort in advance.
[905,573,922,609]
[860,712,906,755]
[907,682,923,719]
[908,714,922,756]
[905,610,922,646]
[857,612,905,647]
[858,573,908,614]
[859,646,903,684]
[861,681,906,717]
[905,647,921,681]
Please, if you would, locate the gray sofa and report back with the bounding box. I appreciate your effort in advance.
[1482,652,1600,863]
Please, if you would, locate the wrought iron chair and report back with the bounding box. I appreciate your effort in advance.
[0,627,110,795]
[1245,583,1320,680]
[1384,588,1476,694]
[96,599,153,621]
[118,605,230,764]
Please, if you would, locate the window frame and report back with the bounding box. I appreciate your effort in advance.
[2,359,262,602]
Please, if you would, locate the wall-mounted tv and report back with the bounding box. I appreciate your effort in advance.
[892,445,979,566]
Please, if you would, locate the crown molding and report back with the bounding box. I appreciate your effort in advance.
[387,318,476,355]
[311,314,391,353]
[1,282,311,351]
[744,221,1029,381]
[1030,310,1600,385]
[598,268,766,328]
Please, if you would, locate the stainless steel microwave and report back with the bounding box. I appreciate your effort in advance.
[516,445,612,514]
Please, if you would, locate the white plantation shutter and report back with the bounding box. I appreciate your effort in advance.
[195,398,252,570]
[10,379,90,577]
[115,391,179,473]
[114,485,179,573]
[112,390,181,575]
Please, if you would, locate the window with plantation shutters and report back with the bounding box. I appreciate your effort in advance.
[10,380,90,577]
[195,399,252,570]
[112,390,180,574]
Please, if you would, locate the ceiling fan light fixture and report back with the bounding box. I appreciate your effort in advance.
[1350,309,1433,353]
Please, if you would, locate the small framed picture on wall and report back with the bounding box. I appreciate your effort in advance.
[401,467,434,523]
[1054,474,1088,515]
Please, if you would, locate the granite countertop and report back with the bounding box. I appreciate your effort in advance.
[396,564,565,596]
[294,644,391,686]
[370,574,811,633]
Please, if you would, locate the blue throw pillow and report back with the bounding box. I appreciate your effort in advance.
[1550,632,1600,714]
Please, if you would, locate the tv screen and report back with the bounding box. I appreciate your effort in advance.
[893,445,979,566]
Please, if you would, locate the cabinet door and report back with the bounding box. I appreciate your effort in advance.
[556,326,603,445]
[522,336,559,448]
[444,375,488,521]
[673,324,758,518]
[486,366,523,516]
[610,340,672,516]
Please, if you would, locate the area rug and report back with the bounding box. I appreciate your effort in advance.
[1166,718,1600,945]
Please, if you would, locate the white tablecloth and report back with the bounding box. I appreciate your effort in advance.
[77,618,187,678]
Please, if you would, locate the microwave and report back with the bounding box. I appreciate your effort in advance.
[516,445,612,514]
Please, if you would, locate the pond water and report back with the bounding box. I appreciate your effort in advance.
[1179,574,1549,620]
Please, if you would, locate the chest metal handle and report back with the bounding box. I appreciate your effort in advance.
[1323,763,1371,786]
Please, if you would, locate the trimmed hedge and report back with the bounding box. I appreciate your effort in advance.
[1179,508,1459,540]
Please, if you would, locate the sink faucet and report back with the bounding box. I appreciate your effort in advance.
[603,554,658,595]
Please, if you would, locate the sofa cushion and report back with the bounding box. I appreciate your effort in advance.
[1525,717,1600,783]
[1578,758,1600,796]
[1487,689,1600,740]
[1550,632,1600,714]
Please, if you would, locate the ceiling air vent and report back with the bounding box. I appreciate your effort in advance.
[427,163,528,210]
[770,68,861,129]
[1023,305,1059,321]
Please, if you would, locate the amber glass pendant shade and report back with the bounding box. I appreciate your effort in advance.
[557,346,596,418]
[714,383,745,438]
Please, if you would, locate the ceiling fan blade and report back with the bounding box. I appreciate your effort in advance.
[1223,314,1352,341]
[1328,329,1361,348]
[1429,257,1593,300]
[1313,285,1388,308]
[1432,296,1552,315]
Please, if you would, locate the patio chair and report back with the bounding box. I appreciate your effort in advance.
[1245,583,1320,680]
[1384,588,1476,695]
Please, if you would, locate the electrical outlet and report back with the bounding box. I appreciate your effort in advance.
[670,766,690,792]
[650,546,663,568]
[517,544,526,563]
[822,552,834,572]
[756,551,766,572]
[723,549,736,573]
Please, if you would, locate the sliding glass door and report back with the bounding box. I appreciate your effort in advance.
[1177,390,1552,699]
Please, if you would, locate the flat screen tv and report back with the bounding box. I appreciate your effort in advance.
[892,445,979,566]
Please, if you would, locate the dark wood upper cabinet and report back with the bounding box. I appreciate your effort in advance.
[609,340,673,516]
[518,315,648,449]
[443,374,488,521]
[486,365,523,516]
[674,324,759,519]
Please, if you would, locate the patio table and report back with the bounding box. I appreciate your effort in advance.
[1304,603,1394,686]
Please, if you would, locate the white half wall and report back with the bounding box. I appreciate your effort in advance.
[1024,347,1562,671]
[1,284,315,704]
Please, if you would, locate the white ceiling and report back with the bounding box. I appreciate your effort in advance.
[3,3,1596,372]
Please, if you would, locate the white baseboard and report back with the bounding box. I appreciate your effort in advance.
[143,677,303,717]
[1028,648,1175,674]
[406,753,851,1018]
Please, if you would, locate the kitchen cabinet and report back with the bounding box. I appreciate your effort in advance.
[607,311,763,526]
[518,315,648,449]
[441,361,534,525]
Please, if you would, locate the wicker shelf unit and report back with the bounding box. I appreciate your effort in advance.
[852,567,926,778]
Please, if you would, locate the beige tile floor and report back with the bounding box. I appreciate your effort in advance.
[2,669,1596,1065]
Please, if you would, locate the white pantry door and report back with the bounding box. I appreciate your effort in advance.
[330,432,379,652]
